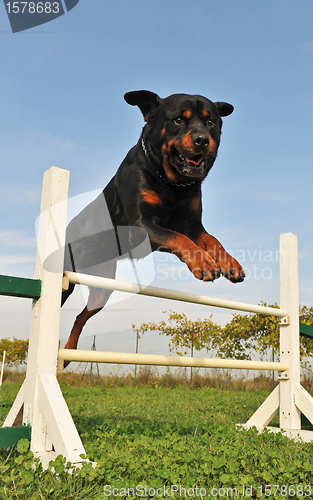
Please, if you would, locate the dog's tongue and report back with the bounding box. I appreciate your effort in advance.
[186,157,203,166]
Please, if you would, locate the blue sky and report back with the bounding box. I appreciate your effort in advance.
[1,0,313,362]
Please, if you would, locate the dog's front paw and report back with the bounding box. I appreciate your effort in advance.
[195,234,245,283]
[218,255,245,283]
[185,249,221,282]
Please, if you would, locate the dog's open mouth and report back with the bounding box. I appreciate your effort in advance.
[175,153,207,175]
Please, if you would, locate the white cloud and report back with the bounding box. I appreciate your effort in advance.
[0,231,36,248]
[0,255,35,275]
[0,256,35,265]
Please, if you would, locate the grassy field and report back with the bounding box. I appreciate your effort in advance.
[1,376,313,499]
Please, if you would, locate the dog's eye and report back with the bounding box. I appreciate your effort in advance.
[174,117,184,125]
[207,119,215,127]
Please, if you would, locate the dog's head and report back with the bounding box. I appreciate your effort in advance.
[124,90,233,183]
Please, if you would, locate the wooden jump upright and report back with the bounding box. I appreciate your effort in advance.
[2,167,87,468]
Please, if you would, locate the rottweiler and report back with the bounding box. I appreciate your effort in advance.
[61,90,245,360]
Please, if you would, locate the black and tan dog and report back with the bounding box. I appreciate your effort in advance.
[61,91,245,358]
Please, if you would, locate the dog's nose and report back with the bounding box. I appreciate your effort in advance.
[192,134,210,150]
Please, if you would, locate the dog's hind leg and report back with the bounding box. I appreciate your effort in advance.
[63,256,118,366]
[63,284,115,367]
[65,286,114,349]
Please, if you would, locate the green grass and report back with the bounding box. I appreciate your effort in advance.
[1,382,313,499]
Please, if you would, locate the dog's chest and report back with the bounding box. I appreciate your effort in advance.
[151,188,201,230]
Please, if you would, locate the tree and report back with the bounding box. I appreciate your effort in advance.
[213,302,281,361]
[133,304,313,371]
[216,303,313,368]
[0,338,29,368]
[132,310,221,356]
[133,311,222,383]
[298,305,313,370]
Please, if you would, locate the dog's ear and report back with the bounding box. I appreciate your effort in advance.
[215,102,234,117]
[124,91,162,121]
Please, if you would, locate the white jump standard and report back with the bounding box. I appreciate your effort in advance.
[3,167,86,467]
[3,166,313,469]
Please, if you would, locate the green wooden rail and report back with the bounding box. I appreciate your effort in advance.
[299,322,313,340]
[0,274,41,300]
[0,275,40,448]
[0,426,31,448]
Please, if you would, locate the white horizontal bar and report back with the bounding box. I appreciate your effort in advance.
[59,349,289,372]
[65,271,288,318]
